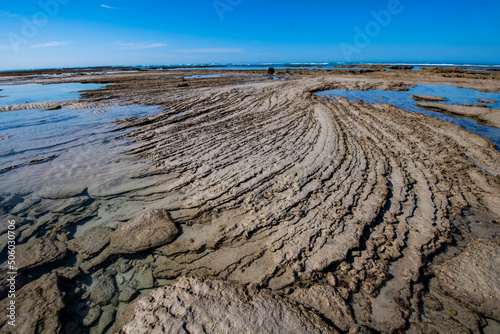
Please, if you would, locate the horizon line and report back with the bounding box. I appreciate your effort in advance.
[1,61,500,72]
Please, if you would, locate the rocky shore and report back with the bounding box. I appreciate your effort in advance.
[416,102,500,128]
[0,66,499,333]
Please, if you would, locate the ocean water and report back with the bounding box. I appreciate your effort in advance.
[317,84,500,148]
[153,62,500,71]
[3,62,499,74]
[0,83,105,106]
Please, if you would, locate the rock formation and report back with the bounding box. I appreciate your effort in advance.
[114,276,337,334]
[435,239,500,321]
[416,102,500,128]
[17,237,67,271]
[109,209,179,254]
[0,274,65,333]
[412,95,448,102]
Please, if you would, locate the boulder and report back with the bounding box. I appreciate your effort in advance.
[435,239,500,321]
[83,307,102,327]
[114,276,337,334]
[118,287,138,303]
[17,237,67,271]
[110,209,178,254]
[83,273,116,306]
[91,308,116,334]
[0,273,65,333]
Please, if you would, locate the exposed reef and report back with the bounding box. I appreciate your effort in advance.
[0,67,499,333]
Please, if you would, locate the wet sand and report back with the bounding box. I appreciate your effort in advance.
[0,66,499,334]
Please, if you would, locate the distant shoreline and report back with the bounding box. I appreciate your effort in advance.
[1,63,499,334]
[1,62,500,73]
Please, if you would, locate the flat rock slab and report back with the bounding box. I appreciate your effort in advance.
[477,99,498,104]
[43,196,91,214]
[412,95,448,102]
[36,185,87,199]
[435,239,500,321]
[416,102,500,128]
[110,209,178,254]
[68,226,112,259]
[134,270,154,290]
[118,287,138,302]
[17,237,67,271]
[0,273,65,333]
[114,276,337,334]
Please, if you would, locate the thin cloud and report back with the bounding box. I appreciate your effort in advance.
[0,45,13,50]
[176,48,243,53]
[31,41,70,48]
[101,4,115,9]
[114,41,167,50]
[0,11,18,18]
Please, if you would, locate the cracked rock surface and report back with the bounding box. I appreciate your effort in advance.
[0,273,65,333]
[115,276,337,334]
[435,238,500,321]
[16,237,67,271]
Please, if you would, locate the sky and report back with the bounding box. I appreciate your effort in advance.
[0,0,499,70]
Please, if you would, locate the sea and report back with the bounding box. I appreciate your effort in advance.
[1,62,500,73]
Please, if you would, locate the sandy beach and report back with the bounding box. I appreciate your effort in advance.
[0,66,499,333]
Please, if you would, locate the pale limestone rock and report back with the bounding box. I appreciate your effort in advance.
[110,209,178,254]
[114,277,337,334]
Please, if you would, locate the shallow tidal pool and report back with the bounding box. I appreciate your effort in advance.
[317,84,500,148]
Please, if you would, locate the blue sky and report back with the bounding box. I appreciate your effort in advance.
[0,0,499,70]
